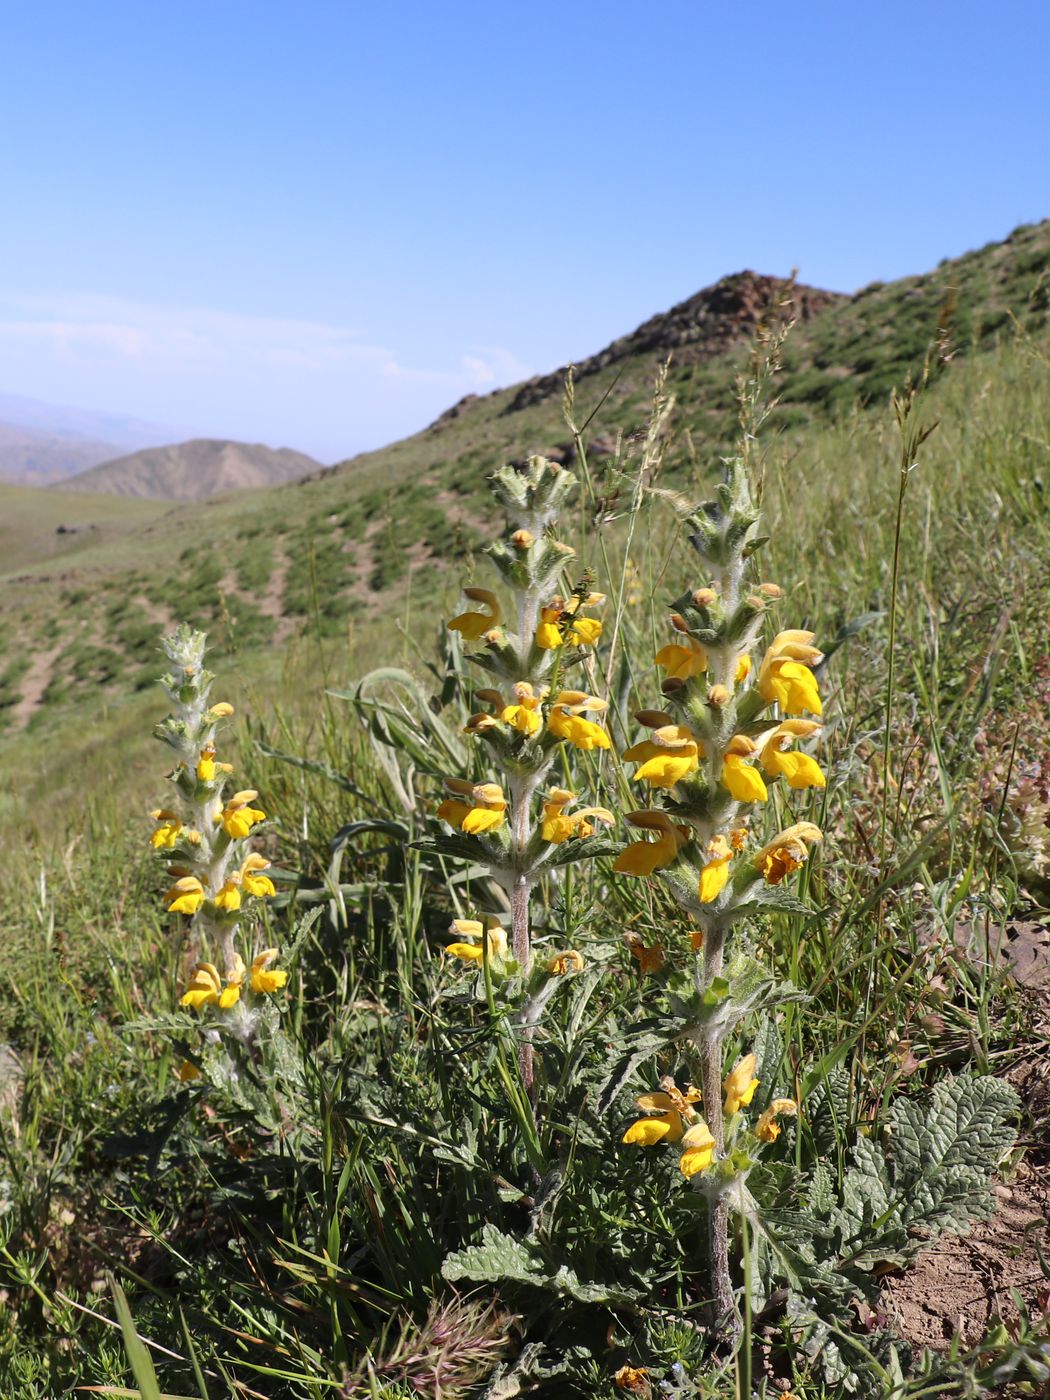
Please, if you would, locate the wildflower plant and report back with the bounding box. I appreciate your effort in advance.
[151,624,288,1056]
[431,456,616,1086]
[606,446,830,1325]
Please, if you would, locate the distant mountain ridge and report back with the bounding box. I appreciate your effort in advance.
[0,391,175,486]
[55,437,324,501]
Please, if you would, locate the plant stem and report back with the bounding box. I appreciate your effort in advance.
[697,922,736,1334]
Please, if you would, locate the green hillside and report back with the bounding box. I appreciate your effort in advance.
[0,223,1049,1396]
[2,218,1049,805]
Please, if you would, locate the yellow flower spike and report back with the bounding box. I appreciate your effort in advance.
[625,932,665,975]
[218,953,246,1009]
[548,949,584,975]
[760,720,826,790]
[448,587,502,641]
[756,1099,798,1142]
[251,949,289,995]
[723,1053,760,1114]
[698,835,733,903]
[149,809,183,849]
[678,1119,717,1177]
[165,875,205,915]
[721,735,769,803]
[196,746,218,782]
[180,962,222,1009]
[613,810,690,876]
[758,630,823,715]
[753,822,823,885]
[654,635,708,681]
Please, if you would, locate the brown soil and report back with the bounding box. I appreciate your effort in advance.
[10,643,62,730]
[884,1162,1050,1350]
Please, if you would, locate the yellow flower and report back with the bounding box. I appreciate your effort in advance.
[180,962,221,1008]
[760,719,826,790]
[723,1053,759,1114]
[623,723,701,788]
[448,588,502,641]
[208,701,235,719]
[534,594,604,649]
[165,875,205,915]
[436,779,508,834]
[753,822,823,885]
[196,746,218,782]
[149,809,183,849]
[736,654,752,683]
[613,1365,650,1394]
[250,948,289,994]
[622,1082,702,1146]
[678,1119,716,1177]
[540,788,614,843]
[548,949,584,974]
[218,953,246,1009]
[654,635,708,681]
[568,616,603,646]
[756,1099,798,1142]
[548,691,611,751]
[758,630,823,715]
[698,835,733,903]
[501,681,545,736]
[220,790,267,840]
[721,735,768,803]
[444,917,508,964]
[214,879,242,912]
[625,932,665,975]
[240,853,276,898]
[613,810,689,875]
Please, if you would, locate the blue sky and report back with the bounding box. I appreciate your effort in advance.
[1,0,1047,462]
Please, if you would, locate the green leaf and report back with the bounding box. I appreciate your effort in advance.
[441,1224,640,1303]
[109,1275,162,1400]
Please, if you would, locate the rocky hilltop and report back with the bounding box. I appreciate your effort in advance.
[501,271,846,414]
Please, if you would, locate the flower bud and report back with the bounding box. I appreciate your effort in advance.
[707,684,730,706]
[758,582,783,599]
[692,588,717,608]
[510,528,534,548]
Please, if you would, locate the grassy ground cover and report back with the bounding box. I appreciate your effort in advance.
[0,293,1048,1397]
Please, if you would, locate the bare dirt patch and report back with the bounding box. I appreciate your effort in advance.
[10,643,63,730]
[883,1163,1050,1350]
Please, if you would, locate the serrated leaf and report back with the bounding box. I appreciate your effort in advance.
[441,1224,640,1303]
[890,1074,1018,1179]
